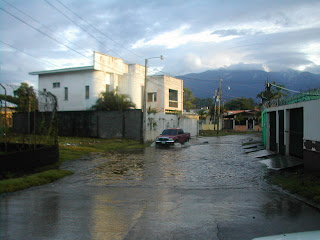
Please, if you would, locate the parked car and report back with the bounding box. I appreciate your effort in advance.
[155,128,190,146]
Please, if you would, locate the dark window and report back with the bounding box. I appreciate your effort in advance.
[43,88,46,92]
[53,82,60,88]
[161,129,178,136]
[178,129,184,135]
[85,86,89,99]
[169,89,178,101]
[169,89,178,108]
[106,84,109,92]
[64,87,68,101]
[148,92,157,102]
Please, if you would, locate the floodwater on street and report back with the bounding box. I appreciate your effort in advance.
[1,135,320,240]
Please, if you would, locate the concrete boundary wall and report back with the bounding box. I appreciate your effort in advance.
[146,113,199,141]
[13,110,142,140]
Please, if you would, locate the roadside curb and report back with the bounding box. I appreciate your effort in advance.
[269,180,320,211]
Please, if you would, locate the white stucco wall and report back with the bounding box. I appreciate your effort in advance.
[266,99,320,142]
[303,99,320,142]
[146,75,183,113]
[38,70,100,111]
[145,112,199,141]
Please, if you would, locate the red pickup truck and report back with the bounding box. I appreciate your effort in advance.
[155,128,190,146]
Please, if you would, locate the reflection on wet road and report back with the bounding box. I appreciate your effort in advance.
[1,135,320,240]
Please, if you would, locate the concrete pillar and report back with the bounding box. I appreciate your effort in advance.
[233,119,235,129]
[285,109,290,155]
[246,119,248,130]
[276,110,279,153]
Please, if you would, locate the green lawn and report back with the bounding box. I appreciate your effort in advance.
[58,137,148,163]
[0,169,73,194]
[200,130,261,137]
[267,169,320,204]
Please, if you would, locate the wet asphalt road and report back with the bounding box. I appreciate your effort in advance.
[1,135,320,240]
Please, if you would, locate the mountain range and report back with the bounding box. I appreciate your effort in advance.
[177,69,320,101]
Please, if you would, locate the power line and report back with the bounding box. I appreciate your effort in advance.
[269,82,301,93]
[54,0,143,59]
[1,0,95,59]
[43,0,124,59]
[0,40,60,68]
[0,7,138,77]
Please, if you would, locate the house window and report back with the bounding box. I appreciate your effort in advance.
[85,86,89,99]
[64,87,68,101]
[148,92,157,102]
[43,88,46,92]
[53,82,60,88]
[169,89,178,108]
[106,84,110,92]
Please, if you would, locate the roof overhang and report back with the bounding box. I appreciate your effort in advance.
[29,66,95,75]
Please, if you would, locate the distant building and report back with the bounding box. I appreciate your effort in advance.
[223,109,261,132]
[30,52,183,113]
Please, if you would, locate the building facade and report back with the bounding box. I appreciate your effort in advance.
[30,52,183,113]
[261,89,320,171]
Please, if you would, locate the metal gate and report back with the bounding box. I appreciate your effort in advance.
[278,110,285,155]
[269,111,277,151]
[289,108,303,158]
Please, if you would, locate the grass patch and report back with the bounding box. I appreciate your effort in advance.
[200,130,261,137]
[58,137,148,163]
[0,169,73,194]
[267,169,320,204]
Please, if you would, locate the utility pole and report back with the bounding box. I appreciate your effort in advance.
[217,77,222,134]
[142,55,164,143]
[212,90,217,130]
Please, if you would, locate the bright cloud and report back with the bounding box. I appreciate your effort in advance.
[132,25,239,49]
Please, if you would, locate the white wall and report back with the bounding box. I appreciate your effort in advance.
[38,70,98,111]
[146,75,183,113]
[267,99,320,142]
[303,100,320,142]
[145,112,199,141]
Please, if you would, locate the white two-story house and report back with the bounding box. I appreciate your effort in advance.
[30,52,183,113]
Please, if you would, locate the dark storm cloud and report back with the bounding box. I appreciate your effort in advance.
[1,0,320,86]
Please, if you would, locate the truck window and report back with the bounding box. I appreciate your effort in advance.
[162,129,178,135]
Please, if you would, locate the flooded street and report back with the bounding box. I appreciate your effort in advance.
[1,135,320,240]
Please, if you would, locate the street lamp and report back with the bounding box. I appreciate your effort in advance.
[143,55,164,143]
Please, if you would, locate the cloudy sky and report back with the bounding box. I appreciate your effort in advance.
[1,0,320,88]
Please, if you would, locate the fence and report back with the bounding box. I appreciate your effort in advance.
[0,83,59,175]
[13,110,143,141]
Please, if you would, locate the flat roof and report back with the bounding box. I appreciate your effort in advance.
[29,66,94,75]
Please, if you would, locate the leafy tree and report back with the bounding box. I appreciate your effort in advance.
[183,87,195,111]
[13,82,38,112]
[197,109,207,119]
[224,97,256,110]
[257,81,289,103]
[194,98,213,108]
[92,90,135,111]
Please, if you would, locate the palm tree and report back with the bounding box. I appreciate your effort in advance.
[91,90,135,111]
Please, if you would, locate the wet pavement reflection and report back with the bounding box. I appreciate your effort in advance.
[1,135,320,240]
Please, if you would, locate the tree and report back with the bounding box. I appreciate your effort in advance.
[224,97,256,110]
[183,87,195,111]
[257,81,289,103]
[91,90,135,111]
[197,109,207,119]
[194,98,213,108]
[13,82,38,112]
